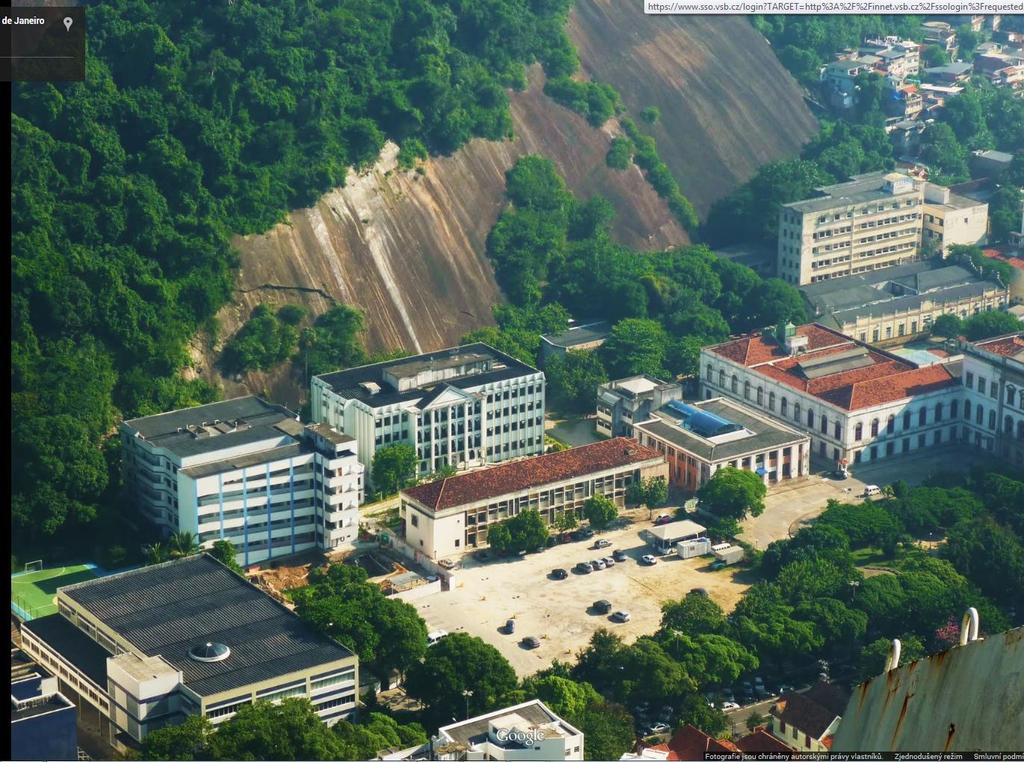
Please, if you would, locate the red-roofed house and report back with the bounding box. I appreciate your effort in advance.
[401,437,667,559]
[701,323,964,468]
[624,724,739,760]
[767,682,850,752]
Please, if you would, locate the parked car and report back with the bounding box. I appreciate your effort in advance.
[654,514,673,526]
[592,539,612,549]
[593,599,613,614]
[473,550,491,562]
[612,549,628,562]
[721,701,740,711]
[602,556,616,566]
[691,587,708,597]
[574,562,592,575]
[427,630,449,646]
[591,559,606,571]
[709,560,727,571]
[575,527,595,541]
[640,554,658,565]
[438,558,457,569]
[863,484,881,498]
[610,610,631,623]
[551,568,568,580]
[505,619,516,634]
[646,722,670,735]
[521,636,541,649]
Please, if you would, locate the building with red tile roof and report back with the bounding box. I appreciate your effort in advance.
[959,332,1024,466]
[701,323,964,468]
[401,437,667,559]
[734,727,794,753]
[766,682,850,752]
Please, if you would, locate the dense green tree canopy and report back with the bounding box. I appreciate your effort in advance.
[405,633,517,728]
[371,444,418,498]
[583,494,619,530]
[697,467,767,522]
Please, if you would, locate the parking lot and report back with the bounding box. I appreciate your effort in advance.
[413,515,750,677]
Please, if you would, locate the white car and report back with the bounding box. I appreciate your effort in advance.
[610,610,631,623]
[646,722,670,735]
[721,701,740,711]
[426,629,449,646]
[640,554,658,565]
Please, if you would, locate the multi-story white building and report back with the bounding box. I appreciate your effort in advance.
[779,172,927,286]
[701,323,962,469]
[21,555,358,752]
[922,183,989,255]
[311,343,545,484]
[960,333,1024,465]
[431,700,585,761]
[121,397,363,567]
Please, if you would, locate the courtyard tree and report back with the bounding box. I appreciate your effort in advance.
[208,698,348,760]
[697,467,766,522]
[405,633,517,728]
[660,590,726,636]
[141,715,213,760]
[583,494,619,530]
[371,444,418,498]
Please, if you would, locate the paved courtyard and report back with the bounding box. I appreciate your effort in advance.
[740,445,988,549]
[413,514,749,678]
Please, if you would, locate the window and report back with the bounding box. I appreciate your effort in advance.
[719,369,726,387]
[989,410,997,430]
[769,392,776,411]
[744,381,751,400]
[781,398,789,416]
[961,400,968,420]
[871,419,879,436]
[919,408,927,427]
[410,514,419,527]
[731,375,738,393]
[887,416,895,434]
[794,403,801,422]
[966,372,974,389]
[807,409,814,427]
[820,415,828,435]
[834,422,842,439]
[855,423,863,441]
[903,411,912,430]
[979,377,987,395]
[935,403,943,422]
[977,405,984,425]
[757,387,764,405]
[706,365,713,381]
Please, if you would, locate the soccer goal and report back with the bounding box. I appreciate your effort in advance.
[23,559,43,573]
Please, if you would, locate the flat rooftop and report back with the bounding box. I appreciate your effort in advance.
[784,171,920,214]
[635,398,807,462]
[123,396,302,459]
[541,321,612,349]
[52,554,355,697]
[438,700,577,749]
[402,437,664,513]
[315,343,537,408]
[646,520,707,540]
[802,261,1003,320]
[707,323,961,411]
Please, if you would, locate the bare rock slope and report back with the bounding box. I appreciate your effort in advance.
[210,10,816,401]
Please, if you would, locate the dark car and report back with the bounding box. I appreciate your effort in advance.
[551,568,568,580]
[575,562,593,575]
[691,587,708,597]
[473,549,491,562]
[521,636,541,649]
[612,549,628,562]
[593,599,612,614]
[505,619,516,634]
[654,514,673,526]
[575,527,595,541]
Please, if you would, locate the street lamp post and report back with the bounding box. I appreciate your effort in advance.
[463,689,473,719]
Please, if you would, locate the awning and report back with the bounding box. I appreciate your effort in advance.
[755,467,767,476]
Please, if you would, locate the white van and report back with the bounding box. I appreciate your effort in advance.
[427,629,449,646]
[863,485,881,498]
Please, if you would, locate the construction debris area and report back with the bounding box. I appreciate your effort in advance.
[247,547,440,605]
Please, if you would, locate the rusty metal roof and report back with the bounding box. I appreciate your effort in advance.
[833,627,1024,752]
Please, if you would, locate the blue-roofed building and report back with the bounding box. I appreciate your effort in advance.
[633,397,810,493]
[10,662,78,761]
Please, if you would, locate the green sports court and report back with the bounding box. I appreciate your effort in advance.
[11,564,100,620]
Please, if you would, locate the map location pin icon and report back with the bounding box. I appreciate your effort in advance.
[63,16,73,31]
